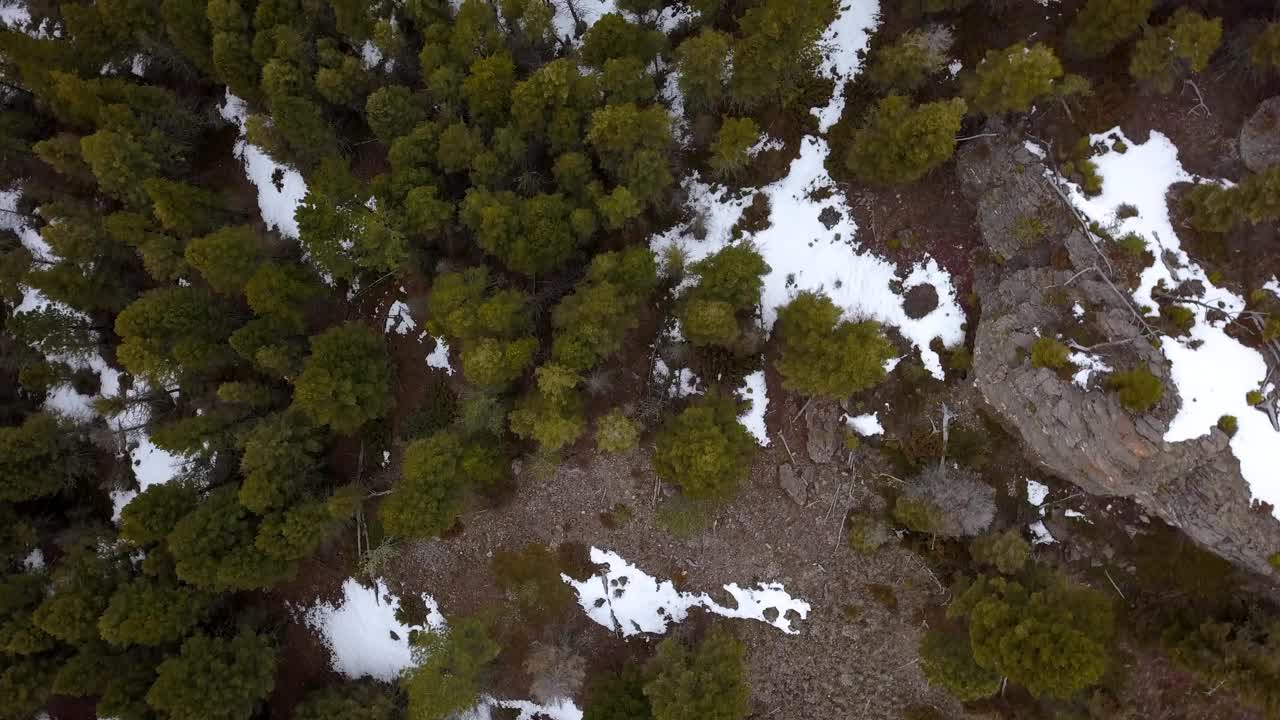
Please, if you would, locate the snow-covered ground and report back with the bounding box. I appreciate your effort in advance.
[843,412,884,437]
[651,1,965,380]
[218,91,308,239]
[4,184,191,519]
[735,370,770,446]
[304,576,586,718]
[304,577,445,681]
[426,336,454,375]
[385,298,416,335]
[1057,129,1280,518]
[561,547,810,637]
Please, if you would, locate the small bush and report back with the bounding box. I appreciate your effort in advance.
[1030,337,1070,370]
[1116,232,1148,258]
[847,514,894,554]
[919,628,1000,701]
[1217,415,1238,437]
[970,529,1029,574]
[893,496,943,534]
[1116,203,1139,219]
[1247,390,1265,406]
[1270,552,1280,572]
[1161,304,1195,333]
[1109,367,1164,412]
[595,410,641,454]
[1079,159,1103,196]
[1012,214,1048,244]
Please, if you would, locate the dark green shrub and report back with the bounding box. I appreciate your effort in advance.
[1109,367,1164,412]
[970,529,1029,574]
[1216,415,1238,437]
[644,625,748,720]
[919,627,1000,701]
[1030,337,1071,370]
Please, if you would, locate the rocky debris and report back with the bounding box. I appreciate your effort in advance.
[804,402,842,464]
[901,284,939,319]
[955,123,1074,266]
[902,466,996,538]
[818,206,842,229]
[959,133,1280,582]
[777,463,811,505]
[1240,96,1280,173]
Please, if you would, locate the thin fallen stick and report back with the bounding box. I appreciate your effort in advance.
[790,397,814,426]
[1104,568,1127,601]
[779,432,796,464]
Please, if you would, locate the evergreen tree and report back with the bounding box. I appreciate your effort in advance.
[366,85,426,144]
[846,95,966,184]
[950,573,1114,699]
[115,286,237,381]
[463,52,516,128]
[709,118,759,179]
[1251,23,1280,69]
[1066,0,1152,59]
[167,487,295,591]
[244,261,320,325]
[293,323,394,434]
[581,13,665,69]
[98,576,213,647]
[774,291,894,399]
[401,618,499,719]
[675,29,732,114]
[1129,10,1222,93]
[967,43,1082,115]
[119,481,201,546]
[652,393,755,500]
[238,410,326,514]
[729,0,835,110]
[144,178,227,238]
[596,410,641,454]
[295,681,403,720]
[381,431,503,538]
[185,225,262,294]
[0,413,93,502]
[868,28,950,92]
[105,210,189,282]
[551,247,659,372]
[677,244,769,351]
[644,625,749,720]
[508,364,586,452]
[583,668,652,720]
[147,632,277,720]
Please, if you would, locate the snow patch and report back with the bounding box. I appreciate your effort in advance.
[1029,520,1056,545]
[305,578,445,681]
[22,548,44,571]
[1057,128,1280,518]
[748,135,784,158]
[735,370,770,446]
[843,412,884,437]
[562,547,810,637]
[1026,479,1049,507]
[1023,140,1046,159]
[385,300,416,335]
[550,0,619,44]
[426,336,453,375]
[650,141,965,379]
[1071,302,1085,319]
[810,0,881,133]
[360,41,383,70]
[1069,351,1112,389]
[218,91,308,239]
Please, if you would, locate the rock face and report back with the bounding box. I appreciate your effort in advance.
[1241,96,1280,173]
[903,466,996,538]
[958,134,1280,582]
[805,402,841,464]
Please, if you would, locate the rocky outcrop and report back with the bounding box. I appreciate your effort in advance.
[1241,96,1280,173]
[959,134,1280,581]
[902,466,996,538]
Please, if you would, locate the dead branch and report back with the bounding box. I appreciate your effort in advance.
[778,432,796,464]
[1183,80,1211,117]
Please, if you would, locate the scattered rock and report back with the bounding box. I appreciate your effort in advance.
[960,133,1280,582]
[901,283,939,319]
[777,464,809,505]
[901,466,996,538]
[805,402,841,464]
[1240,96,1280,173]
[818,206,842,229]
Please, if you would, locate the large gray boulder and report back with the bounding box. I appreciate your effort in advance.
[1241,96,1280,173]
[959,133,1280,581]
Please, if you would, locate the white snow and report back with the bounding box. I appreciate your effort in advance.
[653,356,698,398]
[385,300,416,335]
[1056,128,1280,518]
[305,577,445,682]
[843,412,884,436]
[735,370,770,446]
[461,698,583,720]
[426,336,453,375]
[218,91,308,239]
[1029,519,1056,545]
[1026,479,1049,506]
[1068,350,1111,389]
[1064,509,1091,523]
[1023,140,1046,159]
[748,135,784,158]
[0,1,29,26]
[22,548,44,571]
[947,60,963,77]
[1264,278,1280,299]
[550,0,619,44]
[561,547,810,637]
[810,0,881,133]
[658,63,691,148]
[360,41,383,70]
[1071,302,1085,319]
[651,151,966,379]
